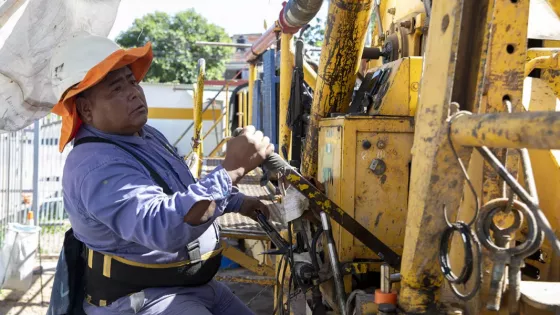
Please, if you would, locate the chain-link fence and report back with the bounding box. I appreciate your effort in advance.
[0,114,70,256]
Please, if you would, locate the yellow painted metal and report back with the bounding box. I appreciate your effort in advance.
[527,48,560,99]
[237,92,243,127]
[248,64,257,125]
[191,59,205,178]
[147,108,222,120]
[449,111,560,150]
[202,112,225,141]
[524,77,560,286]
[214,274,275,286]
[225,83,230,137]
[243,90,249,127]
[317,116,413,278]
[279,33,294,160]
[208,137,230,157]
[366,57,422,116]
[525,52,560,77]
[546,0,560,18]
[398,0,471,312]
[301,0,374,179]
[220,240,275,277]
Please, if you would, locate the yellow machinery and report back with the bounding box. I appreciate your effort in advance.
[198,0,560,314]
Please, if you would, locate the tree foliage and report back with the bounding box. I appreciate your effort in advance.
[116,10,233,84]
[303,17,325,47]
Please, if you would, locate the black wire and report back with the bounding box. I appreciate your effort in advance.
[311,229,324,270]
[286,222,294,313]
[446,113,480,227]
[439,222,474,284]
[437,112,483,301]
[287,274,293,315]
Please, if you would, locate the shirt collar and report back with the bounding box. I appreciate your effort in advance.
[76,124,152,145]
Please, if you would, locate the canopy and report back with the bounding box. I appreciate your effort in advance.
[0,0,120,132]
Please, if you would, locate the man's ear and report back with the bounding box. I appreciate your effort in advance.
[75,95,93,124]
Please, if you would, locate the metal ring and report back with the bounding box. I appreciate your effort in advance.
[439,222,474,284]
[476,198,538,257]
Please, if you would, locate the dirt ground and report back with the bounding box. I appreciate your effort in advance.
[0,259,275,315]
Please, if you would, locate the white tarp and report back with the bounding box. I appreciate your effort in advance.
[0,0,121,132]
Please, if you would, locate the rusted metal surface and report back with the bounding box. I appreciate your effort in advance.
[279,33,293,160]
[449,111,560,150]
[214,274,276,286]
[398,0,476,312]
[245,23,280,63]
[283,167,401,269]
[300,0,374,178]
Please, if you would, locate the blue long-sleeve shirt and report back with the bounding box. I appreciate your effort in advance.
[62,124,244,264]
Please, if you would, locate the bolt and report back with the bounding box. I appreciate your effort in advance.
[377,139,386,149]
[362,140,372,150]
[388,7,396,15]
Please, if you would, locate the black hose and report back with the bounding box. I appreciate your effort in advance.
[438,221,482,300]
[311,229,324,270]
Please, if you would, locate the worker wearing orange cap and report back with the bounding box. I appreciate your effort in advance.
[47,33,273,315]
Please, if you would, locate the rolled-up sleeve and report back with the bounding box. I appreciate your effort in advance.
[79,158,234,253]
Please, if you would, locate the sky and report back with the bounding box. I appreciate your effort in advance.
[108,0,329,40]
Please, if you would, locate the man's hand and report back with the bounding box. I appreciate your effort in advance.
[222,125,274,185]
[238,196,270,221]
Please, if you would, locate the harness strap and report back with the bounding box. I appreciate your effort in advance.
[74,137,173,195]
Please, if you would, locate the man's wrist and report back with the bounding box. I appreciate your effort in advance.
[223,165,245,185]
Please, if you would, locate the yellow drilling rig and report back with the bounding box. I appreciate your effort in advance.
[207,0,560,314]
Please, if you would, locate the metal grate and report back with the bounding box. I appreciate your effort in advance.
[202,158,285,234]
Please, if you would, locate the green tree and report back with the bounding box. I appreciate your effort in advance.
[303,17,325,47]
[116,10,233,84]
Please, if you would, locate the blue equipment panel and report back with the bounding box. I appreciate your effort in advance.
[262,50,279,149]
[252,79,262,130]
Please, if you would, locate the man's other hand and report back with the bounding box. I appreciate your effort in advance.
[238,197,270,221]
[222,125,274,184]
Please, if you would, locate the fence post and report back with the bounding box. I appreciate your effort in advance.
[32,120,40,226]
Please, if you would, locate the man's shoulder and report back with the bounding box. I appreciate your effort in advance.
[64,142,137,183]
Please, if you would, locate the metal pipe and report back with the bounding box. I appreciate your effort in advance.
[225,84,230,137]
[32,121,39,226]
[279,33,294,160]
[248,64,257,126]
[203,113,226,141]
[380,264,391,293]
[300,0,374,178]
[279,0,324,34]
[519,148,538,203]
[195,41,253,48]
[243,91,249,127]
[245,23,279,63]
[476,146,560,256]
[320,211,348,315]
[192,59,205,177]
[237,92,243,128]
[449,111,560,150]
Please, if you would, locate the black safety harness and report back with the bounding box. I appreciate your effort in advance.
[63,136,221,311]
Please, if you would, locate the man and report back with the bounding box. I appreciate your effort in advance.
[48,33,273,314]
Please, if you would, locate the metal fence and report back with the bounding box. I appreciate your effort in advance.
[0,114,70,256]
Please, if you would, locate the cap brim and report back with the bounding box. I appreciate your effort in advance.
[51,42,153,152]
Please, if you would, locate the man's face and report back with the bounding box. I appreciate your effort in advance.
[76,67,148,135]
